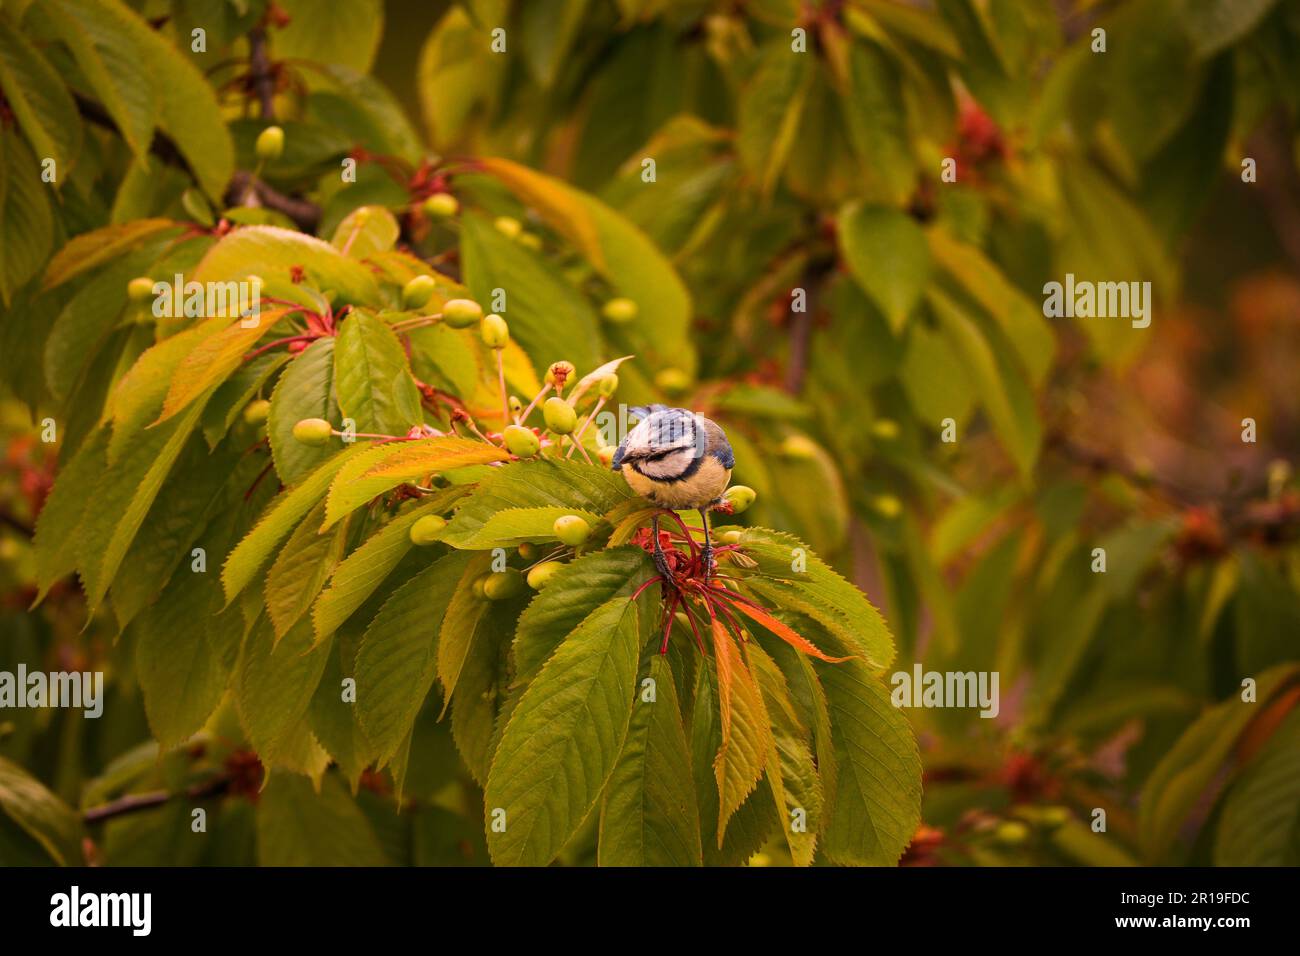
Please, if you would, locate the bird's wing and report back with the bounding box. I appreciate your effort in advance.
[703,417,735,469]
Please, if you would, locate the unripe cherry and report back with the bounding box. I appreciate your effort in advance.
[723,485,756,514]
[402,274,437,310]
[543,397,577,435]
[870,419,900,441]
[409,514,447,546]
[779,434,818,460]
[503,424,540,457]
[526,561,564,590]
[508,395,523,417]
[720,529,744,545]
[127,276,156,304]
[423,193,459,219]
[484,568,526,600]
[517,542,539,561]
[242,399,270,426]
[255,125,284,162]
[494,216,522,239]
[601,298,638,323]
[553,514,590,547]
[442,298,483,329]
[472,574,489,598]
[481,314,509,349]
[655,367,691,395]
[871,494,902,519]
[292,418,333,446]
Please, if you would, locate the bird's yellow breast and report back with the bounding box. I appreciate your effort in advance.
[622,457,732,510]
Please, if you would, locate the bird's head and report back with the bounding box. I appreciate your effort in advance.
[612,406,706,480]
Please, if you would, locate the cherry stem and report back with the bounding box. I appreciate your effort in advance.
[518,382,552,424]
[243,333,322,361]
[495,349,510,426]
[565,396,607,459]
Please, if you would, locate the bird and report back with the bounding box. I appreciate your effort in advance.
[611,405,735,582]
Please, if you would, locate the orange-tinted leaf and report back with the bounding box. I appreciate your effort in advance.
[729,599,852,663]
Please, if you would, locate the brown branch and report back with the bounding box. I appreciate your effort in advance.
[0,508,34,538]
[225,171,320,231]
[247,26,276,120]
[83,773,230,826]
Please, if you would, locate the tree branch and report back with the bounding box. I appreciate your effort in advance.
[83,774,230,826]
[225,170,320,231]
[247,26,276,120]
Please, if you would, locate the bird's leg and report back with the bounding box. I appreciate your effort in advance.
[651,513,674,585]
[698,505,713,584]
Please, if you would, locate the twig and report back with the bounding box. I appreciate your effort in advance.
[83,773,230,825]
[247,26,276,120]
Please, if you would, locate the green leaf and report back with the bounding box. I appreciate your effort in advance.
[41,219,176,291]
[436,552,497,708]
[514,547,653,681]
[927,228,1054,386]
[355,550,472,765]
[1177,0,1278,56]
[1139,663,1300,862]
[814,656,921,865]
[44,246,158,402]
[1213,706,1300,866]
[222,447,359,603]
[331,205,400,259]
[322,436,507,528]
[272,0,383,74]
[599,653,702,865]
[266,338,337,484]
[33,427,109,601]
[736,39,813,196]
[156,309,294,423]
[265,501,348,640]
[416,7,506,148]
[333,310,424,436]
[203,350,290,449]
[193,225,380,303]
[750,642,822,866]
[0,756,83,866]
[690,660,779,865]
[79,401,206,613]
[450,506,604,550]
[86,0,232,199]
[479,157,696,375]
[840,39,914,204]
[485,594,650,865]
[728,527,895,669]
[256,772,387,866]
[839,204,931,334]
[235,617,332,764]
[0,133,54,306]
[459,212,602,373]
[711,621,773,843]
[107,325,208,463]
[0,13,83,175]
[43,0,157,159]
[929,288,1040,479]
[314,492,461,641]
[442,458,634,548]
[309,64,423,164]
[134,530,231,750]
[113,435,256,627]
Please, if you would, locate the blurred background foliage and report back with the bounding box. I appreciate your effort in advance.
[1,0,1299,866]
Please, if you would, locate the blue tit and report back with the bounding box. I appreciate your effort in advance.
[611,405,735,582]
